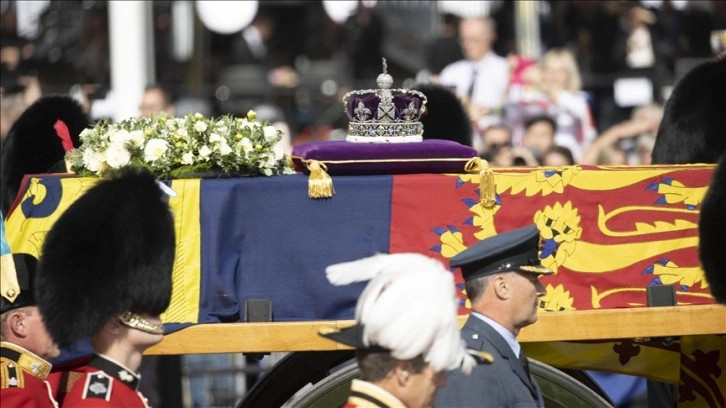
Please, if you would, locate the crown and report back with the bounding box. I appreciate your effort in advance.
[343,58,427,143]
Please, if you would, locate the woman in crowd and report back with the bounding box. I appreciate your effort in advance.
[539,48,597,162]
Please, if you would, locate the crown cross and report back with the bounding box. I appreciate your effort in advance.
[376,92,395,123]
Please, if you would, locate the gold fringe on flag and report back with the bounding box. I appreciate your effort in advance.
[307,160,335,199]
[465,157,496,209]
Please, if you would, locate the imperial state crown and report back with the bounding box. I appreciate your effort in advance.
[343,58,428,143]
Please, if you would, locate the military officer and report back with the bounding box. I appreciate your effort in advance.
[435,224,552,408]
[1,250,60,407]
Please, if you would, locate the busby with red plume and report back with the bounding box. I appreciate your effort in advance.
[651,58,726,165]
[0,95,90,215]
[35,167,176,347]
[699,156,726,303]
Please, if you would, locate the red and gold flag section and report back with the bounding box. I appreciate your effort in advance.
[390,164,715,310]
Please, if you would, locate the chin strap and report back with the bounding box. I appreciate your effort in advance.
[118,312,164,335]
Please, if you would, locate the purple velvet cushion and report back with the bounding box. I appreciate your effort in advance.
[291,140,478,175]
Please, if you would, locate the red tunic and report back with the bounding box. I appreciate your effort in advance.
[46,356,90,403]
[0,342,58,408]
[55,354,149,407]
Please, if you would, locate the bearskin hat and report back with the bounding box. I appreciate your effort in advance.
[0,253,39,314]
[699,156,726,303]
[651,58,726,164]
[0,95,90,215]
[35,167,176,347]
[413,83,473,146]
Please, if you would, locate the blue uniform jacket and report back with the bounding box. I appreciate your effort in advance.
[434,315,544,408]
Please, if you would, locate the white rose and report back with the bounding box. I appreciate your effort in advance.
[110,129,132,145]
[166,120,177,130]
[235,139,253,155]
[129,130,145,146]
[82,149,105,173]
[181,152,195,165]
[263,126,279,141]
[194,121,208,132]
[144,138,169,162]
[106,142,131,168]
[198,145,212,160]
[219,141,232,155]
[177,128,188,138]
[209,133,223,144]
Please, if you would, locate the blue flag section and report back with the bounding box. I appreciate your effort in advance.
[0,211,9,255]
[199,174,392,323]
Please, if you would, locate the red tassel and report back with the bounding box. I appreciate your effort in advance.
[54,119,74,152]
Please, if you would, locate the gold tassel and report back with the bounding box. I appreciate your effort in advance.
[307,160,335,199]
[465,157,496,209]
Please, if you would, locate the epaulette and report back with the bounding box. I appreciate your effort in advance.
[81,371,113,402]
[0,342,52,379]
[0,358,25,389]
[58,370,85,394]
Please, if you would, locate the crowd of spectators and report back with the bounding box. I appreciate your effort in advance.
[2,1,723,166]
[424,0,724,169]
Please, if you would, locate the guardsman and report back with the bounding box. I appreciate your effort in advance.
[1,212,60,407]
[700,155,726,303]
[35,167,176,407]
[0,95,90,215]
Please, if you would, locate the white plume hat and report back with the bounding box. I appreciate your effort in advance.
[323,253,488,374]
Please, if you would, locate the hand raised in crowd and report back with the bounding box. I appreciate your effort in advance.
[581,117,659,165]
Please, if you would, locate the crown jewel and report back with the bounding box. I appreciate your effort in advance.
[343,58,427,143]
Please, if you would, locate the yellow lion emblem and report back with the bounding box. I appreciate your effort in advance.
[534,201,582,272]
[539,284,576,311]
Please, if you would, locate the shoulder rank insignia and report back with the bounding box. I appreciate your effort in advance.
[82,371,113,401]
[1,361,24,389]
